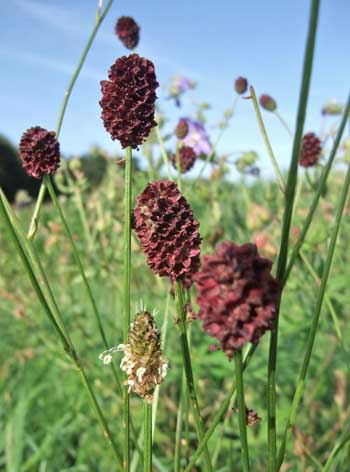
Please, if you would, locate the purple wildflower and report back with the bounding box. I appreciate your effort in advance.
[179,118,212,156]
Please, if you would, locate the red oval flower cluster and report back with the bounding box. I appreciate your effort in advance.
[133,180,201,281]
[299,132,321,167]
[19,126,60,179]
[195,241,280,358]
[100,54,158,149]
[172,146,196,174]
[115,16,140,49]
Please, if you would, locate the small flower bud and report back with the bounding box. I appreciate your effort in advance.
[175,119,189,139]
[234,76,248,95]
[259,94,277,112]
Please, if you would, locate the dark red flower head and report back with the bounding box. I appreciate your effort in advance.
[195,241,280,358]
[299,132,321,167]
[100,54,158,149]
[19,127,60,179]
[235,77,248,95]
[175,119,189,139]
[259,94,277,112]
[115,16,140,49]
[172,146,196,173]
[133,180,201,281]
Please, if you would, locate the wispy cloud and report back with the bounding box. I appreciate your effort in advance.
[0,47,101,81]
[14,0,94,37]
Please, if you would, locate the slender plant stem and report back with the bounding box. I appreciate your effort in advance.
[156,125,171,179]
[184,344,257,471]
[174,281,213,471]
[44,176,122,392]
[234,350,250,472]
[274,110,293,138]
[323,435,350,472]
[27,0,114,239]
[144,402,152,472]
[195,95,239,182]
[123,146,132,471]
[0,196,122,468]
[283,92,350,286]
[174,369,186,471]
[277,160,350,470]
[249,85,286,192]
[267,2,320,469]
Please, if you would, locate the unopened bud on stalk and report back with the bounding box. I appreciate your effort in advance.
[259,94,277,112]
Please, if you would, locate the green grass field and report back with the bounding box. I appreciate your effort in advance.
[1,158,349,470]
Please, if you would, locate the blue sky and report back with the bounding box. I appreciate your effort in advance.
[0,0,349,177]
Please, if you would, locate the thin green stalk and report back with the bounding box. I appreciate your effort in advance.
[185,344,257,471]
[277,161,350,470]
[27,0,114,239]
[196,96,239,182]
[234,350,250,472]
[174,281,213,471]
[123,146,133,471]
[323,435,350,472]
[156,125,171,179]
[249,86,286,192]
[44,176,122,392]
[274,110,293,138]
[175,142,182,191]
[0,197,122,468]
[144,402,152,472]
[267,2,320,468]
[152,290,171,437]
[283,92,350,286]
[174,373,185,472]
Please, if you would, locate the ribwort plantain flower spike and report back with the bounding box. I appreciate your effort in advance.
[19,127,60,179]
[172,146,196,173]
[100,54,158,149]
[100,310,168,403]
[133,180,201,281]
[115,16,140,49]
[299,132,322,167]
[195,241,280,358]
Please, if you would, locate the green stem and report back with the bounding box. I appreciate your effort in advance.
[323,435,350,472]
[0,196,122,468]
[267,2,320,469]
[283,92,350,287]
[195,95,239,183]
[156,125,171,179]
[277,160,350,470]
[274,110,293,138]
[234,350,250,472]
[44,176,122,392]
[185,344,256,471]
[123,146,132,471]
[174,373,185,472]
[144,402,152,472]
[250,86,286,193]
[174,281,213,471]
[27,0,114,239]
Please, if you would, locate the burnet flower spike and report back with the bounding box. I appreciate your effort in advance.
[299,132,322,167]
[100,54,158,148]
[115,16,140,50]
[195,241,280,358]
[133,180,201,282]
[19,126,60,179]
[171,146,197,173]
